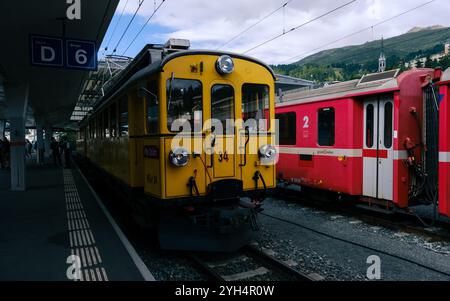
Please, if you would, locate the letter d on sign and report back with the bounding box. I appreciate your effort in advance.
[366,255,381,280]
[41,46,55,62]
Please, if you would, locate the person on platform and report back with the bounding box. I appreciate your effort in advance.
[61,137,71,169]
[50,137,62,166]
[0,137,3,169]
[1,135,10,169]
[25,139,32,159]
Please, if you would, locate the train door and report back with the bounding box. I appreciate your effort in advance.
[363,95,394,200]
[207,83,236,181]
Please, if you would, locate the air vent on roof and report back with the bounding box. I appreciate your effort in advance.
[164,38,190,50]
[358,69,400,86]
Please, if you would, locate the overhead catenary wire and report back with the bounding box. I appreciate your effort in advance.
[122,0,167,55]
[280,0,437,64]
[242,0,358,54]
[217,0,295,51]
[111,0,146,55]
[104,0,130,52]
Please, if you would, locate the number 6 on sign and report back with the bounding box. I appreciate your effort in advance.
[75,49,88,65]
[66,39,97,70]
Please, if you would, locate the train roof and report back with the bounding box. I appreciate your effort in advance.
[83,46,276,122]
[101,50,276,105]
[277,69,401,107]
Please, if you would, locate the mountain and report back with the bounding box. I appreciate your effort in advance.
[407,25,445,33]
[273,27,450,82]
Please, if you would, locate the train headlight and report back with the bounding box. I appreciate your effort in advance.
[259,144,277,161]
[169,148,190,167]
[216,55,234,74]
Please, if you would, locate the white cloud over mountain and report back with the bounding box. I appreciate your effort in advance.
[120,0,448,64]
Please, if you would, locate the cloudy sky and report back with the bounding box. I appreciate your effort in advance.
[99,0,449,65]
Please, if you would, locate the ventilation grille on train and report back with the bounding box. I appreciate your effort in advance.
[357,69,400,86]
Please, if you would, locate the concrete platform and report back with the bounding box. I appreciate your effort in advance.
[0,159,154,281]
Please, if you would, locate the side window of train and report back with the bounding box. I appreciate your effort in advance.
[167,78,203,132]
[119,96,128,137]
[110,102,118,137]
[366,104,374,148]
[103,109,110,138]
[384,102,393,148]
[89,120,95,138]
[276,112,296,145]
[93,120,97,138]
[317,107,335,146]
[147,81,159,134]
[97,115,103,138]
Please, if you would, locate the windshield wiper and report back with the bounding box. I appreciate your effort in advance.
[167,72,174,112]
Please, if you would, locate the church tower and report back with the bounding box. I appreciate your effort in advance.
[378,37,386,72]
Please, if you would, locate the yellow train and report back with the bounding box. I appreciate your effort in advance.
[77,39,277,251]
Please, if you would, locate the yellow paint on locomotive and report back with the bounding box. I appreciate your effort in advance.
[79,53,276,200]
[153,54,276,199]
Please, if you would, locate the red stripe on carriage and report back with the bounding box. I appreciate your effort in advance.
[363,149,388,158]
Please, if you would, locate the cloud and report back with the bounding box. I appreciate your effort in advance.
[118,0,450,64]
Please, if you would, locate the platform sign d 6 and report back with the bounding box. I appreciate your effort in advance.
[30,35,97,71]
[66,39,97,70]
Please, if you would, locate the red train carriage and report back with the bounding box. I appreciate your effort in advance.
[438,68,450,217]
[276,68,448,216]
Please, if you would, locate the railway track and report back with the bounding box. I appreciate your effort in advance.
[274,186,450,242]
[76,156,449,280]
[259,211,450,279]
[76,157,320,281]
[189,245,318,281]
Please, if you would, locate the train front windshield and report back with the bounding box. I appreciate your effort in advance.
[166,78,203,132]
[211,84,235,134]
[242,83,270,131]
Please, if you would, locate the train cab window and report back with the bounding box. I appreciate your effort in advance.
[97,115,103,138]
[103,109,110,138]
[211,84,234,134]
[89,120,95,138]
[167,78,202,132]
[366,104,374,148]
[119,96,129,136]
[242,84,269,132]
[110,103,118,137]
[276,112,296,145]
[384,102,393,148]
[318,107,335,146]
[147,81,159,134]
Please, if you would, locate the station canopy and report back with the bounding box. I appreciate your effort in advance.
[0,0,119,129]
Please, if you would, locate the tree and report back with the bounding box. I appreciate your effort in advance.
[439,55,450,70]
[425,56,434,68]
